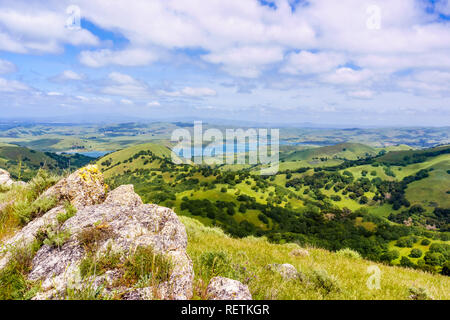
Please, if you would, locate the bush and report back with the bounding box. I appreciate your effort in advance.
[336,248,362,260]
[421,239,431,246]
[409,286,432,300]
[199,250,234,279]
[409,248,423,258]
[380,250,400,263]
[400,256,415,268]
[308,269,340,294]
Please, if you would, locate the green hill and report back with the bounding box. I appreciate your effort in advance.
[0,144,92,181]
[282,143,378,162]
[97,143,173,179]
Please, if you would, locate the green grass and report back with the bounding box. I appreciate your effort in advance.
[182,216,450,300]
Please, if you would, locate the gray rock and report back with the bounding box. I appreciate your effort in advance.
[290,248,310,257]
[28,184,194,300]
[0,169,14,187]
[206,277,252,300]
[267,263,299,280]
[42,165,106,210]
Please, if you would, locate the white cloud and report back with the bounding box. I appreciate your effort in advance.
[0,77,29,92]
[0,59,16,74]
[120,98,134,105]
[348,90,375,99]
[203,46,284,78]
[322,68,373,85]
[0,7,99,54]
[79,48,157,67]
[281,51,347,75]
[47,91,64,96]
[102,72,150,98]
[58,70,84,81]
[147,101,161,107]
[158,86,217,97]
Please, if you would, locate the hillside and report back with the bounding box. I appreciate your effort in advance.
[95,142,450,276]
[0,144,92,181]
[0,166,448,300]
[281,143,378,162]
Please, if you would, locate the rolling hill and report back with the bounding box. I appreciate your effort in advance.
[281,143,379,162]
[0,143,92,180]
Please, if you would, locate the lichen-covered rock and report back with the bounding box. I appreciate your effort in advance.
[0,169,14,187]
[28,184,194,300]
[0,205,65,270]
[267,263,299,280]
[290,248,310,257]
[42,165,106,209]
[206,277,252,300]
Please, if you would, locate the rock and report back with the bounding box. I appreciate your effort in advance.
[0,169,14,187]
[206,277,252,300]
[267,263,299,280]
[42,165,106,210]
[0,166,106,270]
[290,248,309,257]
[27,184,193,300]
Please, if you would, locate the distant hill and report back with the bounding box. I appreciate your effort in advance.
[0,143,92,180]
[281,143,378,162]
[97,143,173,179]
[376,145,450,165]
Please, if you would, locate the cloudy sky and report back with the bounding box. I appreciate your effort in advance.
[0,0,449,126]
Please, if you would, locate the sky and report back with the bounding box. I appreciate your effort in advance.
[0,0,449,126]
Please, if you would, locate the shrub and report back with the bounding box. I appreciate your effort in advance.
[308,269,340,294]
[199,250,234,279]
[441,261,450,276]
[409,248,423,258]
[77,224,113,253]
[409,286,432,300]
[0,244,40,300]
[400,256,415,268]
[43,227,71,250]
[122,246,172,285]
[79,246,121,278]
[421,239,431,246]
[336,248,362,260]
[56,202,77,225]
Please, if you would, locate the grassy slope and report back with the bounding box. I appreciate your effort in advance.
[0,144,92,180]
[98,143,172,178]
[282,143,378,162]
[182,216,450,300]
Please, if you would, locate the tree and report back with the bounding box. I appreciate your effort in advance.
[409,248,423,258]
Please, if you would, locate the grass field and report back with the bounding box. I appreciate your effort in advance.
[182,216,450,300]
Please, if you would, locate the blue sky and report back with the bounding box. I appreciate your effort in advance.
[0,0,449,126]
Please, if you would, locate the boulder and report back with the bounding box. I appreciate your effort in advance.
[42,165,106,209]
[267,263,299,280]
[290,248,310,257]
[206,277,252,300]
[28,184,194,300]
[0,169,14,187]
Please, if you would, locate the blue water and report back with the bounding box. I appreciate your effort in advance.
[65,151,113,158]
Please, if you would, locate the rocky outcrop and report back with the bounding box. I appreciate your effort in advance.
[206,277,252,300]
[0,169,14,187]
[42,165,106,209]
[266,263,300,280]
[0,166,194,300]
